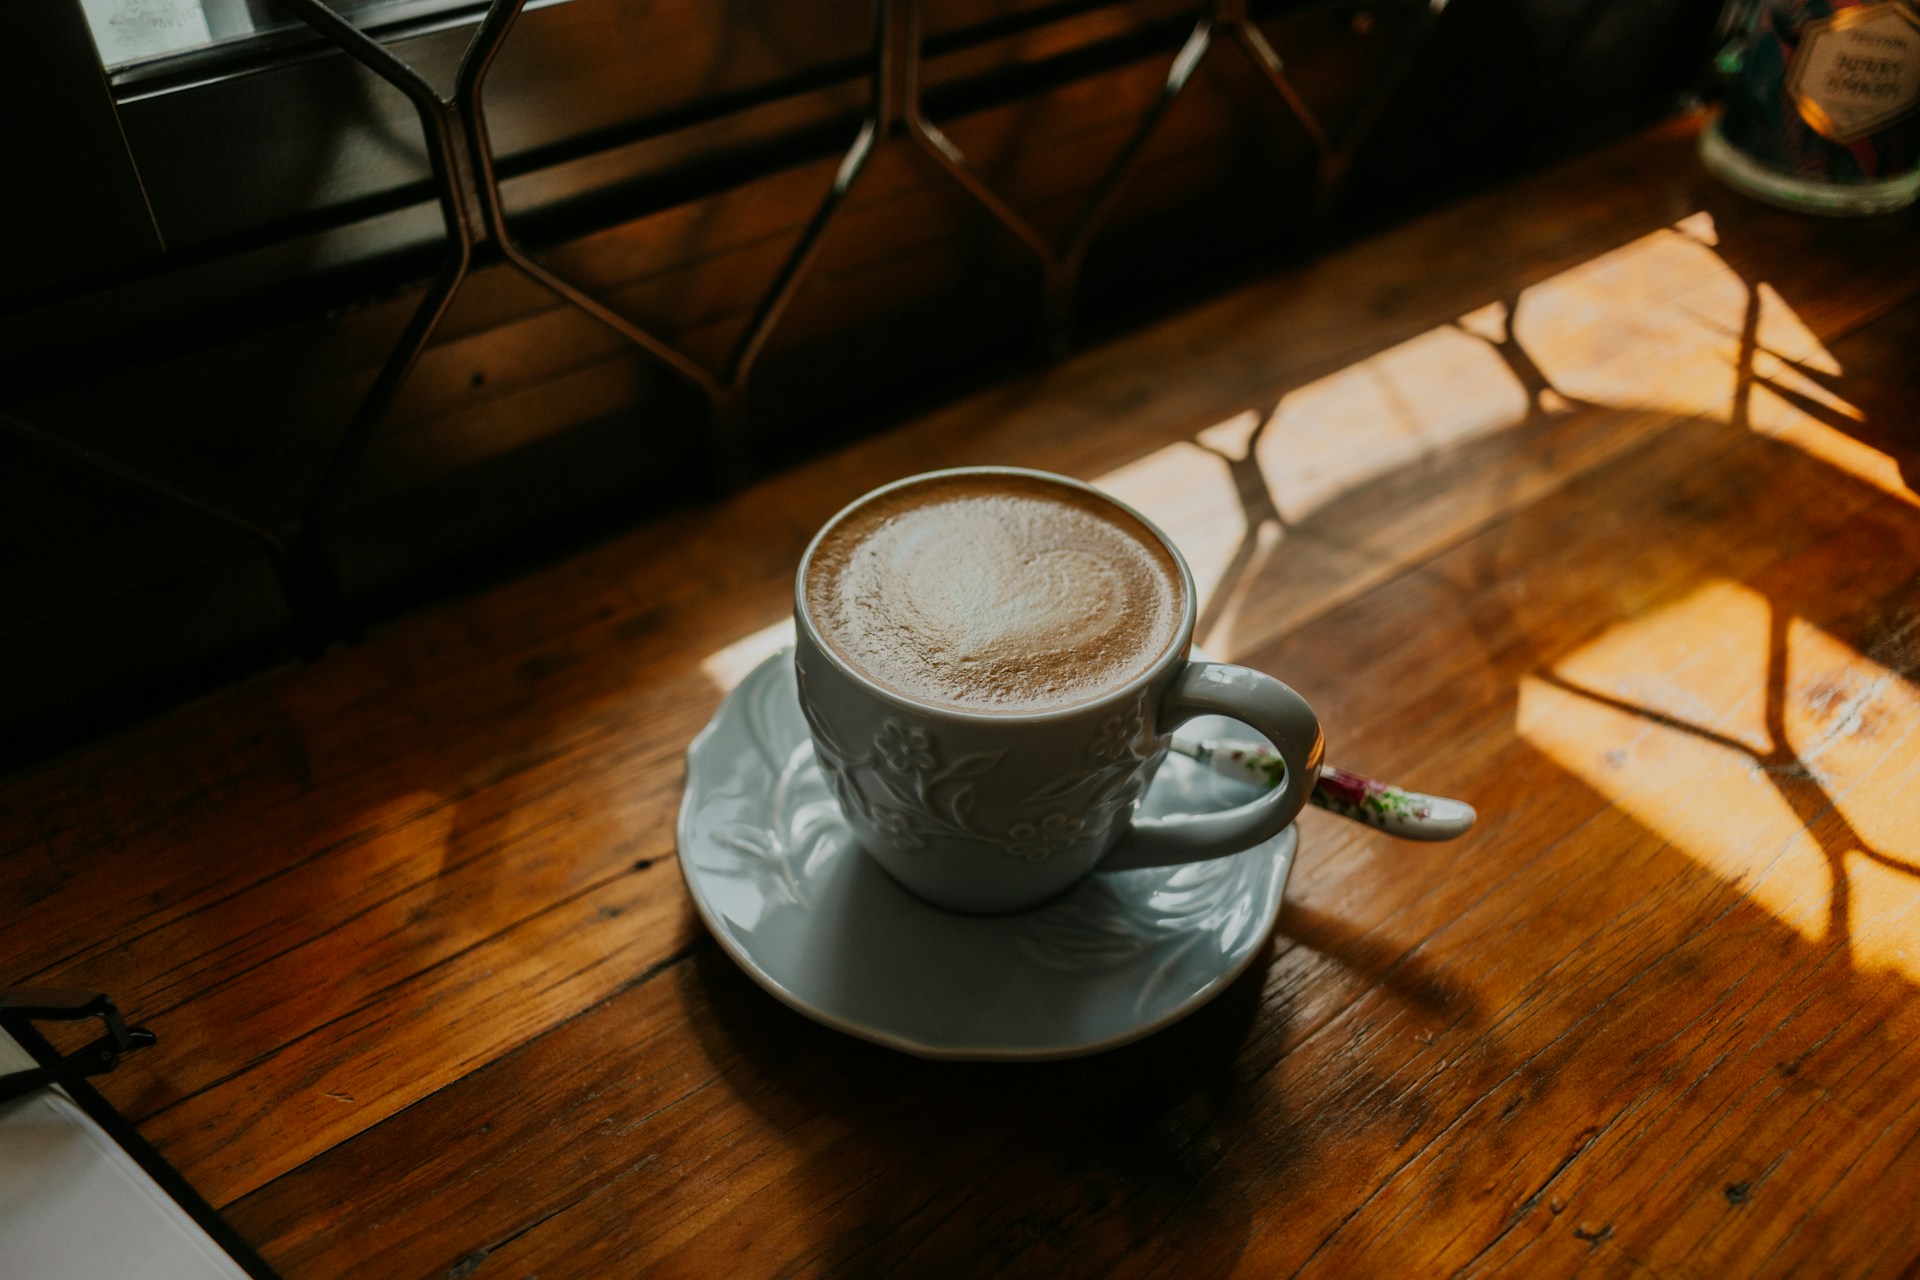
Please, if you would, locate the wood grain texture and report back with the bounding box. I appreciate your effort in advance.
[4,113,1920,1277]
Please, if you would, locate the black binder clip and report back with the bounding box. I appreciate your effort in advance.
[0,988,157,1105]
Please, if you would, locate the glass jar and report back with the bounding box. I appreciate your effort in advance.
[1702,0,1920,215]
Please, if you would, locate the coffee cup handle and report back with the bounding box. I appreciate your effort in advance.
[1099,661,1324,872]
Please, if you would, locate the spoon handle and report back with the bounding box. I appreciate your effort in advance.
[1169,737,1476,841]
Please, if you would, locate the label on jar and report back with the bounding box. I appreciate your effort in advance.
[1787,2,1920,143]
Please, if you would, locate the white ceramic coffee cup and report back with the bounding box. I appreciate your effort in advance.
[794,467,1323,913]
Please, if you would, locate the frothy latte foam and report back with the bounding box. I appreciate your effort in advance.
[804,473,1188,712]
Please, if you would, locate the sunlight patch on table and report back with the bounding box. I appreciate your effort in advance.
[1673,209,1718,246]
[1196,522,1284,656]
[1514,224,1845,420]
[1455,299,1510,346]
[1752,279,1841,376]
[1255,324,1531,523]
[1511,219,1912,503]
[1518,579,1920,978]
[1738,283,1917,504]
[1096,431,1249,642]
[1748,383,1917,509]
[1776,615,1920,906]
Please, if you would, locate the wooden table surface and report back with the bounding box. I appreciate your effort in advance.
[7,113,1920,1278]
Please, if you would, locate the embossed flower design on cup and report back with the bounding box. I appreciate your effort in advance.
[870,805,919,845]
[1087,700,1146,762]
[1005,812,1086,861]
[875,720,938,774]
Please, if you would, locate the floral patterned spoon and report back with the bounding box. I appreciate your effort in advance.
[1168,737,1476,841]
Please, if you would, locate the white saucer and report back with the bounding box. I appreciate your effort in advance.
[676,649,1296,1061]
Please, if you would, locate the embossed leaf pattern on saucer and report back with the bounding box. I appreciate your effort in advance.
[1014,857,1269,1009]
[699,659,859,917]
[677,649,1295,1060]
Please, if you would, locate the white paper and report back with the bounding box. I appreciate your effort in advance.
[0,1028,250,1280]
[78,0,215,68]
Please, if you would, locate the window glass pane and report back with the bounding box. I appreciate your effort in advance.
[80,0,470,71]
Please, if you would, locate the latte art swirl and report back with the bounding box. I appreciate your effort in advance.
[805,473,1187,712]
